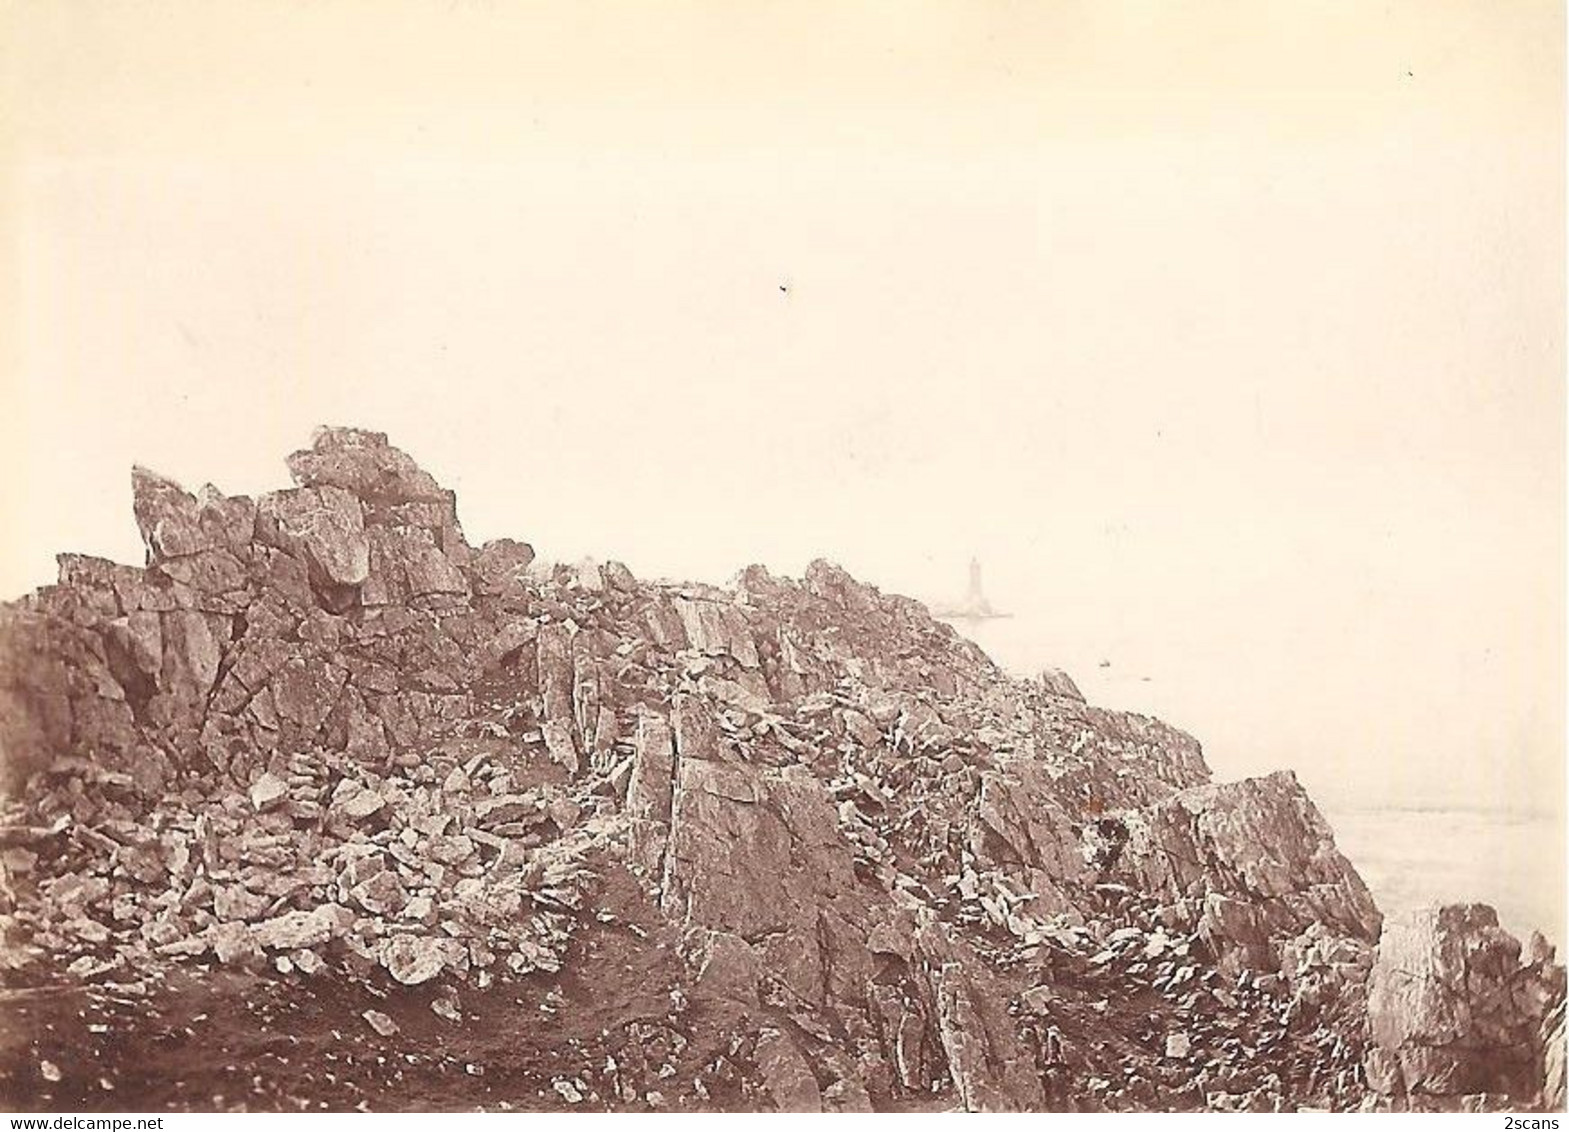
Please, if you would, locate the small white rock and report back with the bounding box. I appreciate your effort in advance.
[249,772,289,811]
[362,1009,399,1037]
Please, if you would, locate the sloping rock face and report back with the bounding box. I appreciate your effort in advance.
[1365,905,1566,1111]
[0,428,1559,1112]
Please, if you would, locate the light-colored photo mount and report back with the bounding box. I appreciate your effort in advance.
[0,1,1562,1115]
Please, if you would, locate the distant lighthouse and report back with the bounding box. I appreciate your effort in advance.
[934,558,1011,622]
[965,558,995,616]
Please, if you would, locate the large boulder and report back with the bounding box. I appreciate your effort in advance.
[284,427,447,503]
[256,487,370,590]
[1365,904,1566,1109]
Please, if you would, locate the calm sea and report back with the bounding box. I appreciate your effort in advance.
[1325,804,1563,949]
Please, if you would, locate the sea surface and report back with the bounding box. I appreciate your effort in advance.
[1322,804,1564,949]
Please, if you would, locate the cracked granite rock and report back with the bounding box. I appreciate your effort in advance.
[0,427,1559,1113]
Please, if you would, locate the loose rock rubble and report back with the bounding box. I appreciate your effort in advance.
[0,426,1560,1112]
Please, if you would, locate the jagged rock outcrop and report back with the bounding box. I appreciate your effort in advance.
[1111,772,1381,976]
[1364,904,1566,1111]
[1545,1001,1567,1112]
[0,427,1559,1113]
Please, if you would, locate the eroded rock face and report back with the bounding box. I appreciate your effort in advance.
[1544,1001,1566,1112]
[0,427,1558,1113]
[1364,905,1566,1110]
[1113,772,1382,975]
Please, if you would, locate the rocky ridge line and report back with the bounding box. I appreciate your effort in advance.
[0,427,1561,1112]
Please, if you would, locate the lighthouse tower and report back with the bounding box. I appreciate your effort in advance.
[933,558,1010,622]
[965,558,995,617]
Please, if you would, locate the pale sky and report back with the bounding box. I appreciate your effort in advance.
[1,1,1562,851]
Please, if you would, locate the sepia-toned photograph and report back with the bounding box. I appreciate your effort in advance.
[0,0,1564,1116]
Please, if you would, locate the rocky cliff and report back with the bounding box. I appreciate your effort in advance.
[0,427,1560,1112]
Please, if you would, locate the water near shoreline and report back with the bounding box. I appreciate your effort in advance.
[1323,804,1564,949]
